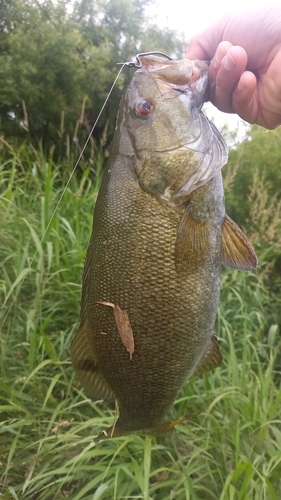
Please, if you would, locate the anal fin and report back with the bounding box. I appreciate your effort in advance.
[192,333,222,377]
[70,321,115,402]
[221,215,258,271]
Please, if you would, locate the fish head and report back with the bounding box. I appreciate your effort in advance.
[120,56,209,154]
[117,55,227,202]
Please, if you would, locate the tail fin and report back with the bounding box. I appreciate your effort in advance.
[95,413,200,442]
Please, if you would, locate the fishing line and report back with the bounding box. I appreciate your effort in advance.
[0,63,126,331]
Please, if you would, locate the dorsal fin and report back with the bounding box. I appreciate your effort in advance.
[70,242,115,402]
[221,215,258,271]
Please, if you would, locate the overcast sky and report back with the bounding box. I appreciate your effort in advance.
[146,0,276,41]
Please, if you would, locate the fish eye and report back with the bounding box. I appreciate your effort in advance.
[134,99,153,119]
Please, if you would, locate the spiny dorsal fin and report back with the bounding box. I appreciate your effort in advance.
[79,241,93,328]
[70,240,115,402]
[221,215,258,271]
[175,208,209,273]
[192,333,222,377]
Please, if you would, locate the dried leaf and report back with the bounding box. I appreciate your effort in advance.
[51,419,73,434]
[97,301,135,360]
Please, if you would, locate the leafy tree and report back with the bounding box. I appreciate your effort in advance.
[0,0,184,153]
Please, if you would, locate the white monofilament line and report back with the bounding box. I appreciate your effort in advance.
[0,64,126,331]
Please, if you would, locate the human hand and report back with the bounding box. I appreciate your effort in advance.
[185,6,281,129]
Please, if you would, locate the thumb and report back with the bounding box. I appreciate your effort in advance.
[185,21,226,61]
[185,37,210,60]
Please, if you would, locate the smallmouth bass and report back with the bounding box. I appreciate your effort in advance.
[71,54,257,438]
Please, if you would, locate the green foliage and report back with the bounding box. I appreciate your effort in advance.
[224,125,281,227]
[0,142,280,499]
[0,0,185,152]
[223,125,281,292]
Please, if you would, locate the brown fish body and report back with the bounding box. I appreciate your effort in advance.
[71,55,257,435]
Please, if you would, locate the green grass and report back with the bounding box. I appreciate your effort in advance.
[0,146,280,499]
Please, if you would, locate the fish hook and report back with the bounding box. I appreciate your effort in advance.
[118,51,174,68]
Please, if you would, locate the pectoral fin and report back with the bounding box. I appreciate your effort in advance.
[192,333,222,377]
[70,321,115,402]
[175,208,209,273]
[221,215,258,271]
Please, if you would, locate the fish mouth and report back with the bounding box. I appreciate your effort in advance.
[136,54,209,86]
[135,54,209,108]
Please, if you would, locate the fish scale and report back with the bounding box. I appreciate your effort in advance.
[70,54,257,438]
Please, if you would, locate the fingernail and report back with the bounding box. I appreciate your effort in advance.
[238,79,244,91]
[214,51,224,65]
[223,53,236,71]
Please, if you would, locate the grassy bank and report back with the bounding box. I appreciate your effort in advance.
[0,146,280,499]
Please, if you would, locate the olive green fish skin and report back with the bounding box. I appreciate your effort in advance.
[88,170,223,432]
[73,58,229,433]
